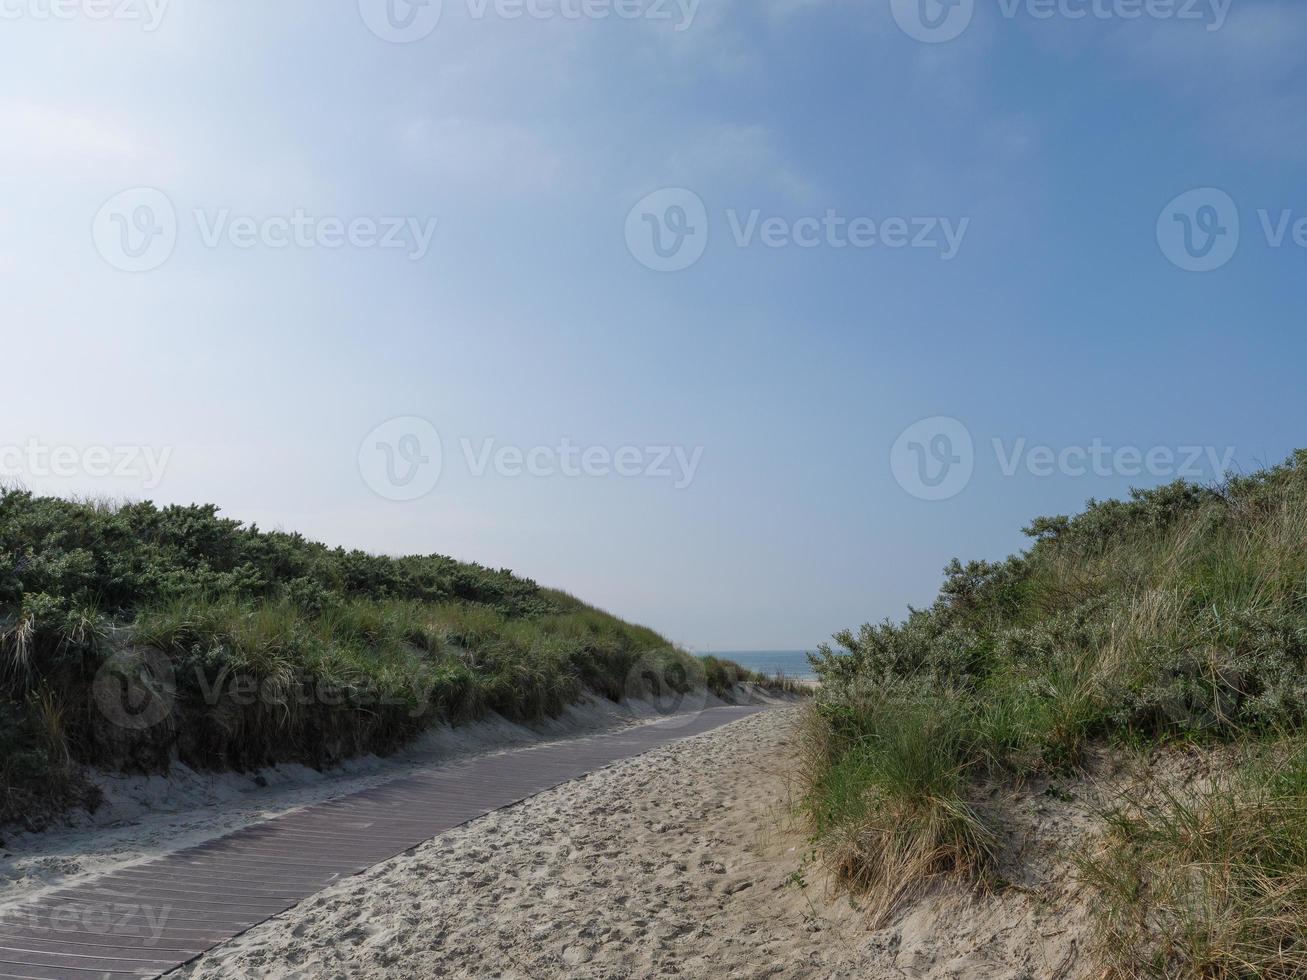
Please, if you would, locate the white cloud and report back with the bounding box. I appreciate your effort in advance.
[0,98,148,167]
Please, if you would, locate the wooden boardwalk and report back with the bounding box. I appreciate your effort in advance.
[0,705,765,979]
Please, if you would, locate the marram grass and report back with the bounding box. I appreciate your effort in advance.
[802,451,1307,972]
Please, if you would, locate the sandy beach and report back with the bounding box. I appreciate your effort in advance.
[156,706,1104,979]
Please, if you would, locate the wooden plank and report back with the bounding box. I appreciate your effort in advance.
[0,706,763,979]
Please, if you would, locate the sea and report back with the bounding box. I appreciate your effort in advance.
[706,650,817,681]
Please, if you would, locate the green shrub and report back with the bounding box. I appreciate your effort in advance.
[802,451,1307,963]
[0,490,774,826]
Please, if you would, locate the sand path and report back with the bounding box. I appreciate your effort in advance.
[173,707,1100,979]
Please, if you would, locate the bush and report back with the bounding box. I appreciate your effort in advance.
[0,490,769,826]
[801,451,1307,962]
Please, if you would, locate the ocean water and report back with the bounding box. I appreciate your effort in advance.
[706,650,817,681]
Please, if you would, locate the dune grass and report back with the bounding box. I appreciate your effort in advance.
[798,684,997,924]
[1080,740,1307,978]
[801,451,1307,971]
[0,490,787,828]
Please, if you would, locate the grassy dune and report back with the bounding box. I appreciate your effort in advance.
[801,451,1307,976]
[0,491,789,828]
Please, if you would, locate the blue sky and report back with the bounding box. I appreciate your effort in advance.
[2,0,1304,650]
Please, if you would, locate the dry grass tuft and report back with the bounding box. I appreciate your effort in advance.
[798,693,998,925]
[1079,743,1307,978]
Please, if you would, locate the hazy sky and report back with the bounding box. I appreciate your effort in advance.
[2,0,1305,651]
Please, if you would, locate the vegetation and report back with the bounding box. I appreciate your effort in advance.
[801,451,1307,973]
[0,490,783,828]
[1080,739,1307,978]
